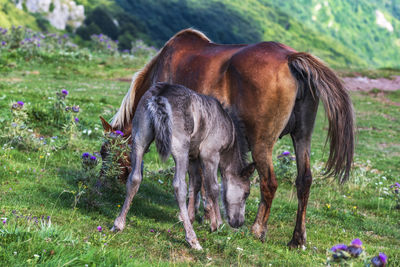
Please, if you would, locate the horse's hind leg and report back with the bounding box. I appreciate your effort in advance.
[173,153,202,250]
[288,99,318,249]
[251,143,277,241]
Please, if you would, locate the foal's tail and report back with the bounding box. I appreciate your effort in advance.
[146,96,172,161]
[288,52,355,183]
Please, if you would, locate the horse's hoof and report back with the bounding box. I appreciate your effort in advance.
[251,223,266,242]
[287,239,306,250]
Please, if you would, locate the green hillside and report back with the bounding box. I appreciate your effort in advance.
[1,0,400,68]
[0,0,40,29]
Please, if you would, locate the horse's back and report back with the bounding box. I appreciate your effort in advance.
[162,33,298,145]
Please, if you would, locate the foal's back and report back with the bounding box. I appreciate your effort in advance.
[145,83,235,159]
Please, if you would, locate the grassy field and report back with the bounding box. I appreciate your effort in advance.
[0,53,399,266]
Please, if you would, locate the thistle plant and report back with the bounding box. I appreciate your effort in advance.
[327,239,388,266]
[53,89,68,126]
[100,131,131,183]
[390,182,400,209]
[0,101,40,150]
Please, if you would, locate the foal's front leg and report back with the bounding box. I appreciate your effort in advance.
[111,146,144,232]
[174,155,202,250]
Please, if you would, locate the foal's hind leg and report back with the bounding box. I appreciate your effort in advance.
[112,144,145,232]
[188,159,213,224]
[173,155,202,250]
[188,158,203,224]
[288,99,318,249]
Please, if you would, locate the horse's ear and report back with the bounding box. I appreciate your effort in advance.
[240,162,256,179]
[100,116,113,132]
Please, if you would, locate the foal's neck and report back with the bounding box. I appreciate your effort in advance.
[219,139,244,176]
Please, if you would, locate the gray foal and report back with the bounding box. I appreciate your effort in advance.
[111,83,255,250]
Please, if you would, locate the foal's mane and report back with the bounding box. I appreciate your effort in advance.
[111,28,211,129]
[225,108,249,167]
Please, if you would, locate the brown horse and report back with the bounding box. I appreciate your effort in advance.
[101,29,354,248]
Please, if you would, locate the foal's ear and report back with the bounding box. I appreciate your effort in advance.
[100,116,113,132]
[240,162,256,179]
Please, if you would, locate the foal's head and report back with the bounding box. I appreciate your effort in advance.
[99,116,132,183]
[221,161,255,228]
[220,111,255,228]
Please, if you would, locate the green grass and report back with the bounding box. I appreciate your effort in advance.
[0,54,399,266]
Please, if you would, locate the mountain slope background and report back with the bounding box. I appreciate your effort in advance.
[1,0,400,69]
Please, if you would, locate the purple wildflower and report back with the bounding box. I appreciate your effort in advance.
[72,106,79,112]
[150,229,155,233]
[379,253,387,264]
[97,226,102,232]
[351,238,362,247]
[2,219,6,224]
[17,101,24,106]
[61,89,68,95]
[74,117,79,122]
[115,130,124,136]
[90,155,97,161]
[390,182,400,188]
[282,151,290,156]
[82,152,90,158]
[371,253,387,267]
[331,244,347,252]
[1,41,6,46]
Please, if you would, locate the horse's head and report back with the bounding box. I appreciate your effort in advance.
[99,116,132,183]
[222,162,255,228]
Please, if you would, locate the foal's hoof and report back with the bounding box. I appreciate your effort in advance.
[251,224,266,242]
[190,241,203,250]
[111,218,125,232]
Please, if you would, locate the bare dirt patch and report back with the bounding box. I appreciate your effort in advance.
[342,75,400,92]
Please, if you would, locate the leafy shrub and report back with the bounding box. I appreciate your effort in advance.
[90,34,118,54]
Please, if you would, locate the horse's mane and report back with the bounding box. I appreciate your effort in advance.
[111,28,211,129]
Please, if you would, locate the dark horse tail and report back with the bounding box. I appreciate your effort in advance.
[288,52,355,183]
[146,95,173,162]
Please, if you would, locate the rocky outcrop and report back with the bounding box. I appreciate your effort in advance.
[15,0,84,30]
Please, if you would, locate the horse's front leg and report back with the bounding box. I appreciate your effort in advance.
[174,154,202,250]
[251,144,278,242]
